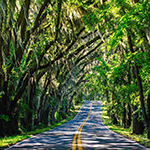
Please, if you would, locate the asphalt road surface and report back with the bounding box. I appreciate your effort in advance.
[6,101,148,150]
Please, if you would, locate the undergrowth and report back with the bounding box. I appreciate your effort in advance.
[0,102,83,150]
[102,104,150,148]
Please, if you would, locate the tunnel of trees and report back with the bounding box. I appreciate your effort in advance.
[0,0,150,139]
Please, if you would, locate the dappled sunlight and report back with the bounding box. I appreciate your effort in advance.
[102,116,109,119]
[8,101,146,150]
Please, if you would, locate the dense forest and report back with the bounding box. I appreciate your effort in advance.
[0,0,150,140]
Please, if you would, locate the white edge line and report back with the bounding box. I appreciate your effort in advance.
[100,103,148,149]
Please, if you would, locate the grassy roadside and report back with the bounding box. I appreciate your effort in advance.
[0,102,83,150]
[102,104,150,148]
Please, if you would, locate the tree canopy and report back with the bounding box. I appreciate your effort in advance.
[0,0,150,139]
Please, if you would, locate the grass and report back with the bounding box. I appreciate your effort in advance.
[0,102,83,150]
[101,103,150,148]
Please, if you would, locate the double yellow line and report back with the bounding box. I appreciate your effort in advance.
[72,102,93,150]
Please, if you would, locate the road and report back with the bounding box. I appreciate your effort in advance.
[6,101,148,150]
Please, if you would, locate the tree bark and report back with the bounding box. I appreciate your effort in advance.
[26,76,36,131]
[127,30,150,138]
[110,92,118,125]
[132,105,144,134]
[134,65,149,126]
[122,103,127,128]
[127,63,132,128]
[127,102,131,127]
[147,91,150,138]
[0,17,3,91]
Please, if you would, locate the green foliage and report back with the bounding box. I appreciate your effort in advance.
[102,104,150,148]
[0,102,82,149]
[0,0,150,141]
[54,111,59,120]
[0,115,10,122]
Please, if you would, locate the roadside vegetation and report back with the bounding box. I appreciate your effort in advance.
[102,103,150,148]
[0,102,83,149]
[0,0,150,148]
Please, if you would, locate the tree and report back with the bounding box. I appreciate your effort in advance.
[0,0,104,136]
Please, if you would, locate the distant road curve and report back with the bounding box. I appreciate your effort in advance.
[6,101,148,150]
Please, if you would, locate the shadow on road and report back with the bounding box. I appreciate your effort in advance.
[7,101,147,150]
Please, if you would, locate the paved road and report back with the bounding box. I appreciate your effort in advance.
[6,101,148,150]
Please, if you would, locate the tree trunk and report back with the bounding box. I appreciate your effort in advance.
[127,31,149,138]
[110,92,118,125]
[26,77,36,131]
[122,103,127,128]
[50,105,55,124]
[126,102,131,128]
[127,62,132,128]
[0,106,20,137]
[41,107,49,126]
[132,105,144,134]
[134,65,149,136]
[37,77,50,124]
[147,91,150,138]
[0,18,3,91]
[0,81,11,137]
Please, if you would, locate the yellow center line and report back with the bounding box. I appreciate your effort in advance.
[72,101,93,150]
